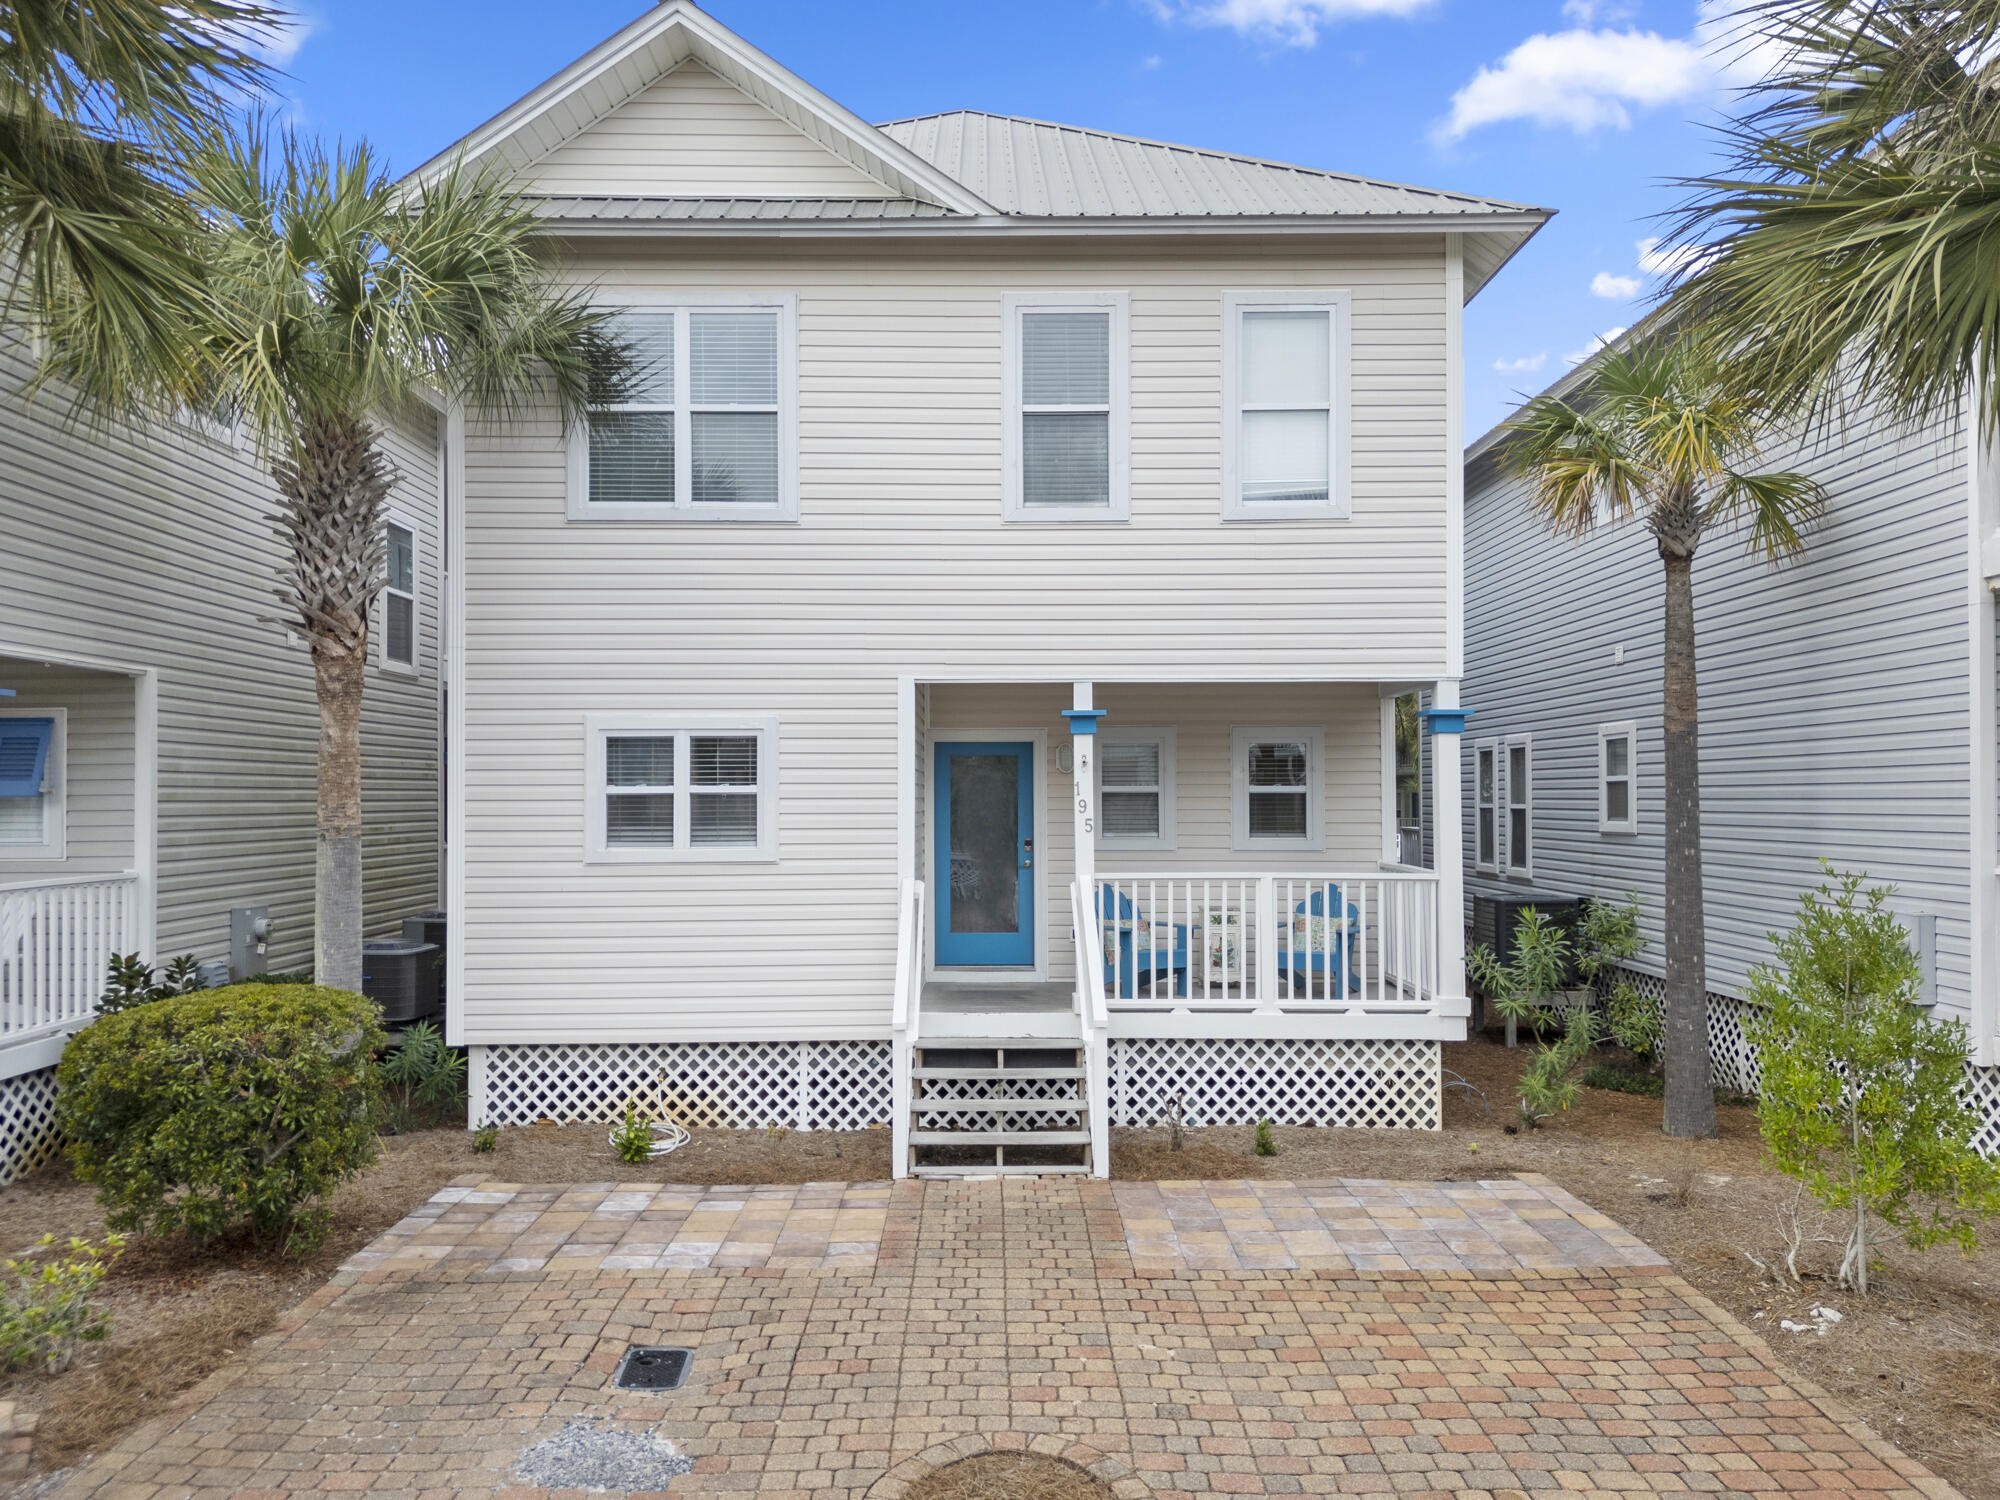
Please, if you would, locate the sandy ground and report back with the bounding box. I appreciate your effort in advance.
[2,1037,1996,1496]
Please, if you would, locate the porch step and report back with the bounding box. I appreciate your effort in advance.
[915,1038,1079,1051]
[912,1099,1083,1113]
[912,1163,1092,1178]
[912,1066,1084,1081]
[909,1129,1091,1146]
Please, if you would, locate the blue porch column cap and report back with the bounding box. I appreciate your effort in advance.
[1060,708,1109,735]
[1418,706,1474,734]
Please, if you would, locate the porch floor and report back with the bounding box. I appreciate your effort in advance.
[921,980,1072,1013]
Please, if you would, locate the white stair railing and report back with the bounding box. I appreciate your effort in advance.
[1070,880,1111,1178]
[889,878,925,1180]
[1,872,139,1053]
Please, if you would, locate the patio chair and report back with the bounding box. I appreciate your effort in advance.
[1099,886,1190,997]
[1276,885,1361,997]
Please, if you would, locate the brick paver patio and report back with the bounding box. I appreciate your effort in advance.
[40,1174,1962,1500]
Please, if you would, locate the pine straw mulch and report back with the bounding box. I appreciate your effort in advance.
[3,1038,1998,1496]
[902,1453,1114,1500]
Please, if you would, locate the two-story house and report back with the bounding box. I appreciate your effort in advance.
[427,1,1548,1176]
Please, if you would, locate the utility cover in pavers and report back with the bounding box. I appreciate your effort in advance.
[614,1344,693,1390]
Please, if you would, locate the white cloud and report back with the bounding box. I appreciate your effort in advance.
[1140,53,1164,69]
[1434,27,1716,141]
[1146,0,1433,48]
[1562,0,1636,21]
[1494,352,1548,374]
[1635,235,1718,278]
[1591,270,1642,299]
[251,13,317,67]
[1565,326,1628,366]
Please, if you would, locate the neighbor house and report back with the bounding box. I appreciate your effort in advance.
[1458,341,2000,1149]
[0,359,446,1182]
[423,1,1549,1176]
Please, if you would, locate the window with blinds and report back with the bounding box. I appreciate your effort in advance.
[1223,292,1349,520]
[576,300,795,519]
[1096,729,1175,848]
[1231,726,1322,850]
[1475,742,1498,871]
[384,522,416,668]
[588,717,780,861]
[1003,293,1130,520]
[1599,723,1637,835]
[1506,738,1532,875]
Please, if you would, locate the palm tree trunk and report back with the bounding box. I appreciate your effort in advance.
[1661,549,1718,1137]
[314,642,366,991]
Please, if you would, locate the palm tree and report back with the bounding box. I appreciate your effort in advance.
[39,126,623,989]
[1502,336,1826,1137]
[2,0,277,412]
[1664,0,2000,430]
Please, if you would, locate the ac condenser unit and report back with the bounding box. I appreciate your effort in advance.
[362,938,441,1026]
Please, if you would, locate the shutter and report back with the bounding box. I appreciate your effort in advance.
[0,718,54,798]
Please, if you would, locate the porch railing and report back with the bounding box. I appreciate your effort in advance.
[889,877,925,1180]
[1,872,139,1049]
[1070,880,1111,1176]
[1094,871,1441,1015]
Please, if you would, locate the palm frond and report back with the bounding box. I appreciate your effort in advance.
[1711,466,1828,560]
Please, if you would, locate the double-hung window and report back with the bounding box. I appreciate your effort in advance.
[1474,741,1497,872]
[570,295,798,521]
[1599,722,1637,834]
[1231,726,1324,851]
[584,715,780,862]
[1505,737,1532,876]
[1096,728,1175,850]
[1002,292,1130,521]
[382,518,417,671]
[1222,291,1351,520]
[0,711,62,858]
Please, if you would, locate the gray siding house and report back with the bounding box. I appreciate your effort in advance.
[0,353,447,1182]
[1459,352,2000,1146]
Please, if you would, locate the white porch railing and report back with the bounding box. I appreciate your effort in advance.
[1070,880,1111,1176]
[1,872,138,1062]
[889,877,925,1180]
[1094,872,1442,1015]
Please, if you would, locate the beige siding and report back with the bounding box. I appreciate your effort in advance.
[0,343,443,972]
[459,238,1445,1043]
[521,63,901,199]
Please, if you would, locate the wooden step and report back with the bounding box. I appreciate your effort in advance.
[913,1066,1083,1080]
[916,1041,1081,1053]
[909,1129,1091,1146]
[912,1163,1091,1178]
[912,1098,1084,1113]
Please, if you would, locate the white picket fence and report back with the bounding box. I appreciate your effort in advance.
[0,872,138,1058]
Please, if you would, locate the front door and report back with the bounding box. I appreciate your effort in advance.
[933,741,1035,967]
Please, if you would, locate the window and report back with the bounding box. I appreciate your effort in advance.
[1221,291,1351,520]
[1231,725,1324,851]
[1599,722,1637,834]
[568,295,798,522]
[383,519,417,671]
[0,710,63,858]
[1096,728,1175,850]
[1474,741,1497,872]
[1002,292,1130,521]
[584,715,780,862]
[1505,737,1532,876]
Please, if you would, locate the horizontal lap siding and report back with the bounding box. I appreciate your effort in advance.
[460,240,1449,1043]
[0,666,132,874]
[1462,399,1971,1018]
[0,339,442,970]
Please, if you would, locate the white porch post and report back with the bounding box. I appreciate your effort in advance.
[1063,683,1104,912]
[1426,682,1472,1022]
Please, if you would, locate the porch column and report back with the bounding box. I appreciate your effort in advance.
[1422,682,1473,1021]
[1061,683,1106,925]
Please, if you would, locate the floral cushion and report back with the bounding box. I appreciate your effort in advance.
[1286,913,1346,951]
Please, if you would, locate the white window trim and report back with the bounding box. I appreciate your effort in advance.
[1001,291,1131,523]
[1598,721,1638,835]
[1473,739,1497,875]
[1504,734,1533,879]
[1220,289,1353,522]
[583,713,781,864]
[1230,724,1325,852]
[0,706,65,860]
[566,291,800,524]
[1095,726,1176,851]
[379,510,421,676]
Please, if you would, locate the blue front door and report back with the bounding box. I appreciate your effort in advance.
[934,741,1035,967]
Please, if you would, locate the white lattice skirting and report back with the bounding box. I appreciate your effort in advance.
[1108,1038,1441,1130]
[0,1065,62,1186]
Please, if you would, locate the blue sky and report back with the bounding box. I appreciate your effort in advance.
[272,0,1759,439]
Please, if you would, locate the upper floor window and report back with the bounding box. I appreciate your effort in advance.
[1231,725,1324,851]
[1096,728,1175,850]
[1002,292,1130,522]
[0,711,63,858]
[383,519,417,671]
[568,296,798,523]
[1599,722,1637,835]
[1221,291,1351,521]
[583,714,780,862]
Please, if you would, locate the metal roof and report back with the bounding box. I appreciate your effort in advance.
[526,195,958,221]
[879,111,1539,221]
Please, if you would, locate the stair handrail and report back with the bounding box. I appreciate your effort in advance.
[890,877,924,1180]
[1071,880,1113,1178]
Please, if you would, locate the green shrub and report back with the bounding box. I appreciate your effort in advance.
[1746,867,2000,1293]
[56,983,385,1256]
[98,951,205,1014]
[1580,1061,1665,1097]
[1,1233,125,1374]
[472,1124,499,1154]
[611,1108,654,1164]
[1467,909,1575,1046]
[1516,1004,1600,1129]
[1252,1119,1277,1156]
[376,1021,465,1134]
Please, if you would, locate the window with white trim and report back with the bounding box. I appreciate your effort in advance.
[584,715,779,862]
[383,520,417,670]
[0,709,63,858]
[1002,292,1130,521]
[1505,736,1532,876]
[1474,740,1497,872]
[1095,728,1175,850]
[1222,290,1351,520]
[1599,722,1637,834]
[1231,725,1324,851]
[569,296,798,522]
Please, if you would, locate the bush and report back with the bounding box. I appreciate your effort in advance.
[98,951,205,1014]
[376,1020,465,1134]
[1746,867,2000,1293]
[1580,1061,1665,1097]
[1,1234,125,1374]
[611,1108,654,1164]
[1252,1119,1277,1156]
[1516,1004,1599,1129]
[56,983,385,1256]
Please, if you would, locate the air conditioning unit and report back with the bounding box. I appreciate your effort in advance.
[1470,892,1586,973]
[362,939,441,1026]
[401,910,446,1003]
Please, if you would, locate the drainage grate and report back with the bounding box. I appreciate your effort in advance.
[614,1346,693,1391]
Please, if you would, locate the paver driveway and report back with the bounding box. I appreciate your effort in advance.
[42,1174,1961,1500]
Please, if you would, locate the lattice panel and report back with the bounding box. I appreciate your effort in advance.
[915,1069,1084,1133]
[1108,1037,1440,1130]
[0,1065,61,1186]
[1968,1065,2000,1159]
[477,1040,893,1131]
[1605,968,1761,1095]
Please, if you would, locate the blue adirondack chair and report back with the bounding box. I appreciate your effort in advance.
[1099,886,1190,997]
[1276,885,1361,996]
